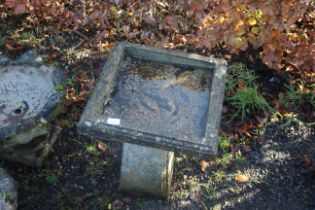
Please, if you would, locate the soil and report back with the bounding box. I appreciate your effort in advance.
[1,17,315,210]
[2,105,315,210]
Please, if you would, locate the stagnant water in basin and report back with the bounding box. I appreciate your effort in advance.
[102,57,213,143]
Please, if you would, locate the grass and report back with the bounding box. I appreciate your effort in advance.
[218,136,231,153]
[228,87,272,119]
[226,63,273,119]
[86,159,112,177]
[4,192,16,204]
[203,182,217,198]
[226,63,258,94]
[45,174,59,184]
[280,85,315,110]
[216,152,244,170]
[55,84,64,93]
[95,195,112,210]
[135,197,145,209]
[212,170,225,183]
[86,144,100,156]
[281,112,304,128]
[41,170,61,184]
[55,187,69,200]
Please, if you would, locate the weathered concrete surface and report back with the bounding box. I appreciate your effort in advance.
[78,42,227,155]
[119,143,174,198]
[0,52,63,166]
[0,168,17,210]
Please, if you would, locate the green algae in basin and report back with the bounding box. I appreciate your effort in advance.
[78,43,227,156]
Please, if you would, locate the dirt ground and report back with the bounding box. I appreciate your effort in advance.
[2,108,315,210]
[1,17,315,210]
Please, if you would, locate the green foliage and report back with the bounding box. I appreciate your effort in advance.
[86,159,111,177]
[55,187,69,200]
[95,195,112,210]
[4,192,15,204]
[55,84,64,93]
[45,174,59,184]
[66,76,76,86]
[203,182,217,198]
[226,63,272,119]
[212,170,225,183]
[281,112,304,128]
[228,87,272,119]
[280,85,315,110]
[226,63,258,94]
[86,144,99,156]
[218,136,230,153]
[216,152,244,170]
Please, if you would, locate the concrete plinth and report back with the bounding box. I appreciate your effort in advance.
[119,143,174,198]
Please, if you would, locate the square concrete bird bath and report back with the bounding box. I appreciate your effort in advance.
[78,42,227,198]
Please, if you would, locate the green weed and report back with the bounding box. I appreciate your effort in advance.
[212,170,225,183]
[216,152,244,170]
[86,144,99,156]
[218,136,230,153]
[226,63,258,94]
[135,197,145,209]
[66,76,77,86]
[12,31,43,47]
[55,187,69,200]
[95,196,112,209]
[41,170,60,184]
[228,87,272,119]
[203,182,217,198]
[55,84,64,93]
[86,159,111,177]
[4,192,16,204]
[282,112,304,128]
[280,85,315,110]
[45,174,59,184]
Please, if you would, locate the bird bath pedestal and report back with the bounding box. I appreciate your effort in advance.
[78,43,226,198]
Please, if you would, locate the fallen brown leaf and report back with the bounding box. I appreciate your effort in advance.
[96,141,107,152]
[236,123,255,139]
[236,174,249,183]
[302,154,313,168]
[199,159,209,172]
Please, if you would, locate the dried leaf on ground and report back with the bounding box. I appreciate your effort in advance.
[302,155,313,168]
[236,174,249,183]
[200,159,209,172]
[236,123,255,139]
[96,141,107,152]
